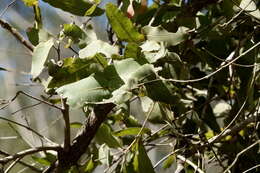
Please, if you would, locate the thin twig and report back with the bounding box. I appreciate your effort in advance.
[223,140,260,173]
[0,116,57,146]
[0,146,61,164]
[0,19,34,52]
[0,0,17,18]
[153,149,181,168]
[138,41,260,85]
[242,164,260,173]
[4,158,21,173]
[177,155,204,173]
[0,91,62,111]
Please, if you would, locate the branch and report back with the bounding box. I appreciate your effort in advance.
[0,19,34,52]
[223,140,260,173]
[0,150,41,172]
[0,146,61,164]
[44,103,115,172]
[61,99,70,152]
[208,114,260,144]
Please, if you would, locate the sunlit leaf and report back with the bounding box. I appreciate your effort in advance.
[47,57,103,88]
[31,38,54,78]
[106,3,144,42]
[79,40,119,59]
[142,26,188,46]
[57,76,111,108]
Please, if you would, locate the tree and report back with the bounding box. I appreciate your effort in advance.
[0,0,259,172]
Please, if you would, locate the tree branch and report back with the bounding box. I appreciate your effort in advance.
[0,150,41,172]
[0,146,61,164]
[61,99,70,152]
[0,19,34,52]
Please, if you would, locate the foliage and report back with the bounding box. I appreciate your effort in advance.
[0,0,260,172]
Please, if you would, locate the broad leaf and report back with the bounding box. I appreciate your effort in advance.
[142,26,188,46]
[31,38,54,78]
[95,124,121,148]
[63,24,86,42]
[56,76,111,108]
[79,40,119,59]
[42,0,104,16]
[106,3,144,42]
[132,139,156,173]
[240,0,260,20]
[47,57,103,88]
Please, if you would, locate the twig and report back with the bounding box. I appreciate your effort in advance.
[0,19,34,52]
[0,0,17,18]
[242,164,260,173]
[0,91,62,111]
[138,41,260,85]
[61,98,70,152]
[153,149,181,168]
[0,150,41,172]
[4,158,21,173]
[0,146,61,164]
[0,116,57,146]
[176,155,204,173]
[223,140,260,173]
[208,114,260,144]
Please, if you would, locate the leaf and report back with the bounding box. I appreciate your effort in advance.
[31,156,51,166]
[105,3,144,42]
[95,124,121,148]
[142,26,188,46]
[84,158,95,173]
[63,23,86,42]
[113,58,141,83]
[114,127,151,137]
[132,139,156,173]
[70,122,83,128]
[42,0,104,16]
[26,27,39,46]
[47,57,103,88]
[98,144,113,165]
[31,38,54,78]
[239,0,260,20]
[56,76,111,108]
[163,154,175,169]
[141,41,167,63]
[79,40,119,59]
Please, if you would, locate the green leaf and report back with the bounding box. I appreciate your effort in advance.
[42,0,104,16]
[114,127,151,137]
[70,122,83,128]
[142,26,188,46]
[31,156,51,166]
[95,124,121,148]
[163,154,175,169]
[31,38,54,78]
[84,158,95,173]
[113,59,141,83]
[79,40,119,59]
[105,3,144,42]
[85,4,98,16]
[141,41,167,63]
[47,57,103,88]
[26,27,39,46]
[56,76,111,108]
[132,139,156,173]
[63,24,86,42]
[21,0,38,6]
